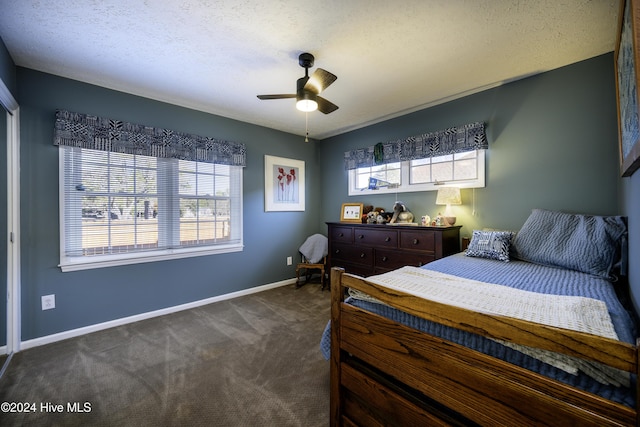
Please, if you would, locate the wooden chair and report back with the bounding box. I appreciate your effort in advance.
[295,255,327,290]
[296,234,328,290]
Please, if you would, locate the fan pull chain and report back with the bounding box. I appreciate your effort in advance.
[305,112,310,142]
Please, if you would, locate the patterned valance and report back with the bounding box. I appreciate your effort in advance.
[344,122,487,170]
[54,110,246,167]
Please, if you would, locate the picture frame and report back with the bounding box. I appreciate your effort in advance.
[615,0,640,177]
[340,203,363,223]
[264,155,305,212]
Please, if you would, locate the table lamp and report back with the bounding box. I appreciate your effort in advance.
[435,187,461,226]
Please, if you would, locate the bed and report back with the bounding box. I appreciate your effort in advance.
[321,209,638,426]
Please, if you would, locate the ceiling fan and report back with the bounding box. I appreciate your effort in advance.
[257,52,338,114]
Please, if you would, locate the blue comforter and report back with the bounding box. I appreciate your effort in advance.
[320,253,637,407]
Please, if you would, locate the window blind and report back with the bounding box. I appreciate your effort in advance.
[55,110,245,268]
[60,146,242,264]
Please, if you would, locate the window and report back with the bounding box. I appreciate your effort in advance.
[59,146,243,271]
[348,150,485,195]
[353,162,401,191]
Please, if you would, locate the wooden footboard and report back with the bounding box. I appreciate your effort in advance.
[330,267,639,427]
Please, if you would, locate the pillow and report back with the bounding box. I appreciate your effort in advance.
[465,230,515,262]
[511,209,627,278]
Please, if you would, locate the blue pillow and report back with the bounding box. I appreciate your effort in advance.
[511,209,627,278]
[465,230,515,262]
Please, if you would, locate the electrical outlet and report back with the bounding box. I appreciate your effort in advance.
[41,294,55,310]
[286,256,292,266]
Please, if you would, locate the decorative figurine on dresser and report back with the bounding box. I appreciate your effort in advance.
[326,221,461,278]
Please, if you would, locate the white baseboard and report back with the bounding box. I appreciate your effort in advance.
[19,278,297,351]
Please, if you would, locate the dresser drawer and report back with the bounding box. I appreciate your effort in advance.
[399,230,435,252]
[353,228,397,248]
[375,249,435,271]
[333,262,374,278]
[331,226,354,243]
[332,243,374,267]
[327,223,461,278]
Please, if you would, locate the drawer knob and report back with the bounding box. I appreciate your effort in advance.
[338,232,344,237]
[413,239,419,245]
[360,253,366,258]
[358,234,364,239]
[335,249,340,254]
[384,237,391,242]
[382,256,388,262]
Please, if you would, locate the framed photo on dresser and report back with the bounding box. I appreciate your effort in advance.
[340,203,363,223]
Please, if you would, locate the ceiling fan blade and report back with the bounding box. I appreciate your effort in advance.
[316,96,339,114]
[257,94,296,100]
[304,68,337,94]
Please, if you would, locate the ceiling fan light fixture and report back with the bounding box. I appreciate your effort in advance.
[296,91,318,112]
[296,99,318,112]
[257,52,337,115]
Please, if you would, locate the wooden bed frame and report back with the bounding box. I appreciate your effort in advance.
[329,267,640,426]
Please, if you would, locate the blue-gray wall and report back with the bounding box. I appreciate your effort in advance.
[320,54,620,231]
[17,68,325,340]
[320,54,639,308]
[0,36,16,99]
[622,161,640,314]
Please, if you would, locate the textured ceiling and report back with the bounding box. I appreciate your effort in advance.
[0,0,620,140]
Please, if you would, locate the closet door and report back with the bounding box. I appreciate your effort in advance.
[0,108,6,351]
[1,87,19,358]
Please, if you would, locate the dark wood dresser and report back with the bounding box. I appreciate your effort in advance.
[327,222,461,277]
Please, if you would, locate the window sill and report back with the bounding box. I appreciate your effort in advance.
[59,244,243,272]
[349,179,485,196]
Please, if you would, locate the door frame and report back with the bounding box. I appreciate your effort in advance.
[1,78,20,355]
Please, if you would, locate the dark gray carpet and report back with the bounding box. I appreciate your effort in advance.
[0,283,330,426]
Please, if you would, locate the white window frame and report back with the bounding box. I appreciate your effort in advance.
[58,148,243,272]
[348,150,485,196]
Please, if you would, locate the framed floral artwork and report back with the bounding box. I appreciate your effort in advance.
[264,155,305,211]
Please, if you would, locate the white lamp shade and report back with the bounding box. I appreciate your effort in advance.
[435,187,461,205]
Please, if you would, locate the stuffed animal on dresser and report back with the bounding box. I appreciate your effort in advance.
[376,211,393,224]
[389,201,414,224]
